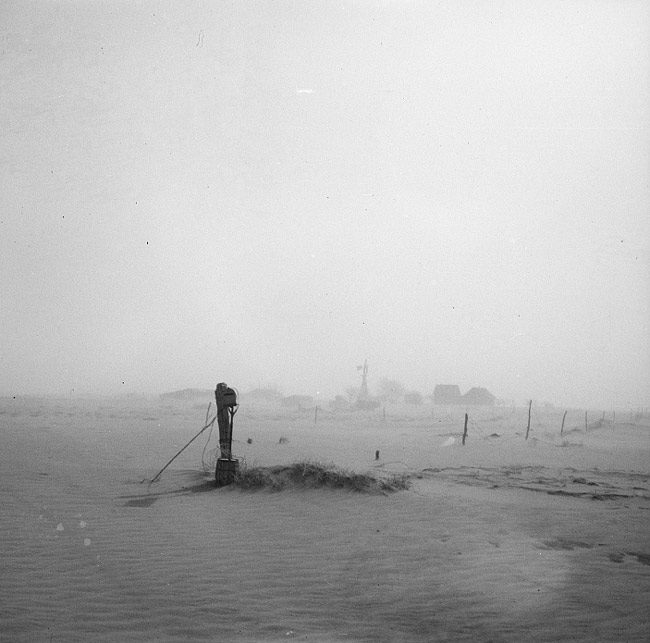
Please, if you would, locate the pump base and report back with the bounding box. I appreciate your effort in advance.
[215,458,239,487]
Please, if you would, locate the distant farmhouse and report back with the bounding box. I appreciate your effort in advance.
[159,388,213,401]
[433,384,495,406]
[461,387,496,406]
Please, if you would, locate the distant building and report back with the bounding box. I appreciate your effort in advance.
[433,384,496,406]
[461,387,496,406]
[243,388,282,403]
[433,385,462,405]
[281,394,315,409]
[329,395,350,410]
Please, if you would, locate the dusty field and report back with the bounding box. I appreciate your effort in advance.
[1,396,649,642]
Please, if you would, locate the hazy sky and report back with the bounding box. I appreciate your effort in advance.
[1,1,648,408]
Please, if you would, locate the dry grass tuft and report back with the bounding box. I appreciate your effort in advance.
[233,460,410,494]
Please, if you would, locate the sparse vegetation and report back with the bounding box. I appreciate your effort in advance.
[232,461,411,493]
[404,391,423,405]
[377,378,406,403]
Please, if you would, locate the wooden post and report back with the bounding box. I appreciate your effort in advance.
[560,410,567,436]
[375,450,380,461]
[215,383,239,486]
[462,413,468,445]
[314,405,318,425]
[216,405,231,459]
[525,400,532,440]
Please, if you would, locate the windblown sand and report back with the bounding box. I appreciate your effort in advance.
[1,397,648,641]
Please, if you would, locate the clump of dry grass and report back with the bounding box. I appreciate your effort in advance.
[233,460,410,493]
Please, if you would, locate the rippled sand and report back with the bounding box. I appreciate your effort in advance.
[1,397,648,641]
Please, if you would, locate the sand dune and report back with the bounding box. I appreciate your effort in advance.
[1,397,648,641]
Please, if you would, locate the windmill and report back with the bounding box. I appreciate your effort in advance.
[357,359,369,402]
[355,360,379,410]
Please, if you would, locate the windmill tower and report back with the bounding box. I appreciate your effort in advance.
[357,359,369,402]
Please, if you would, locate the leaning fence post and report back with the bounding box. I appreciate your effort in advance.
[525,400,532,440]
[560,410,567,436]
[462,413,468,445]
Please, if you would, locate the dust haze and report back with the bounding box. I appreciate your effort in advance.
[2,1,648,409]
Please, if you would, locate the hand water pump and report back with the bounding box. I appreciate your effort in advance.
[214,382,239,486]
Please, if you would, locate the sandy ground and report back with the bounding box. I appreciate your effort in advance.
[1,396,648,642]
